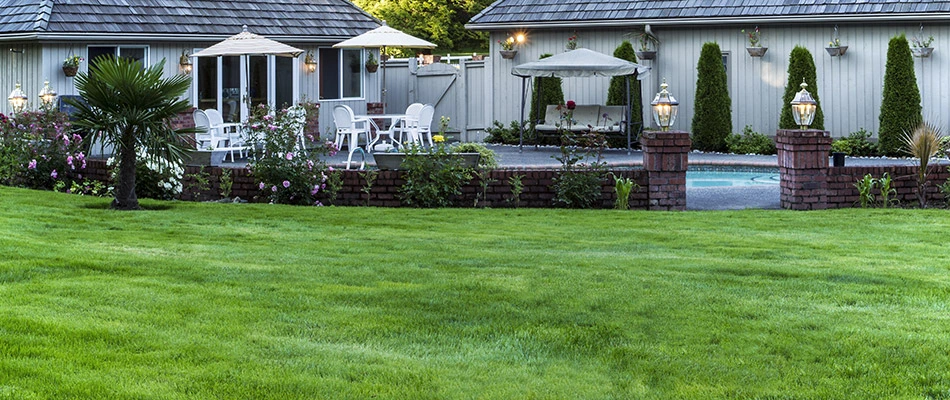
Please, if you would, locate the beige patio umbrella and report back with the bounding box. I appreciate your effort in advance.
[192,25,304,120]
[334,21,436,112]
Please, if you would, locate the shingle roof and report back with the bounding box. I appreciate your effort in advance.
[0,0,378,39]
[468,0,950,28]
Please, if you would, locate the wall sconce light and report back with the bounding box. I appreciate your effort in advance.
[38,80,57,108]
[790,78,817,130]
[650,78,679,131]
[305,51,318,73]
[179,50,193,74]
[514,32,527,45]
[8,82,28,114]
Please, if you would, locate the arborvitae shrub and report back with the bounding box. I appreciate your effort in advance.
[691,42,732,152]
[607,41,642,137]
[879,34,922,156]
[779,46,824,130]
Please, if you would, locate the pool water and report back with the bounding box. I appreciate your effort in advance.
[686,170,780,188]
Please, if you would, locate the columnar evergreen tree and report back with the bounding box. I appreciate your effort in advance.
[529,53,564,130]
[691,42,732,152]
[780,46,824,130]
[607,40,642,134]
[878,34,922,156]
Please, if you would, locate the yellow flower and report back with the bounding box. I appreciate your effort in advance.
[433,135,445,143]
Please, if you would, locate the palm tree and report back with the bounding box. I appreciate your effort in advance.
[68,56,196,210]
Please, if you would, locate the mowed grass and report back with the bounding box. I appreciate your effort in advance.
[1,186,949,399]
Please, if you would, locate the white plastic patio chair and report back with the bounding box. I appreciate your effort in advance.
[192,109,230,151]
[404,104,435,147]
[204,109,246,161]
[394,103,424,145]
[332,104,371,169]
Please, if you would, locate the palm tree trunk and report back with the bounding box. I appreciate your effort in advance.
[112,130,140,210]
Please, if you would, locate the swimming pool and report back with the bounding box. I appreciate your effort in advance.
[686,170,780,188]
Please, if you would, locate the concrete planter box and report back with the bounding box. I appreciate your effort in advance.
[373,152,480,170]
[185,150,227,166]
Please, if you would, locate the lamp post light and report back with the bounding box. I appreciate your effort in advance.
[650,78,679,131]
[8,82,28,114]
[179,51,193,74]
[790,78,817,130]
[38,80,57,108]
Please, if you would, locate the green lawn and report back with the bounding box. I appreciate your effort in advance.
[1,186,949,399]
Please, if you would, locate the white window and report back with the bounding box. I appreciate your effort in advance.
[318,48,363,100]
[88,45,149,67]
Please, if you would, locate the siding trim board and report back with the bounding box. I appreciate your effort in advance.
[468,14,950,30]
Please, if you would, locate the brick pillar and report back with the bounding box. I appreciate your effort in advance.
[641,130,690,211]
[776,129,832,210]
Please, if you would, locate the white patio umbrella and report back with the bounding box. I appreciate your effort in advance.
[192,25,304,120]
[334,21,437,112]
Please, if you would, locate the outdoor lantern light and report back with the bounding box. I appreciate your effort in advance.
[304,52,318,73]
[8,82,28,114]
[515,32,527,45]
[179,51,193,74]
[38,80,57,107]
[651,78,679,131]
[790,78,817,129]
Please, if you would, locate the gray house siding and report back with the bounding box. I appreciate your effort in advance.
[487,22,949,139]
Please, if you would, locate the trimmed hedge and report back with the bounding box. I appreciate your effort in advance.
[780,46,824,130]
[607,41,643,134]
[529,53,564,131]
[691,42,732,152]
[879,34,922,157]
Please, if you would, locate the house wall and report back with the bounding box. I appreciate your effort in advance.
[489,22,949,139]
[1,41,379,135]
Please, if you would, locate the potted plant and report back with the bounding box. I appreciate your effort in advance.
[566,34,578,51]
[911,32,935,58]
[365,52,379,73]
[742,26,768,57]
[62,55,83,77]
[826,38,849,57]
[498,37,517,59]
[634,31,659,60]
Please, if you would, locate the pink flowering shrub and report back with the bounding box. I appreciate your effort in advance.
[0,110,86,190]
[244,103,337,205]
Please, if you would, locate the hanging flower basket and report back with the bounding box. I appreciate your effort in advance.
[366,64,378,73]
[62,66,79,77]
[912,47,934,58]
[499,50,517,59]
[825,46,848,57]
[746,47,768,57]
[635,50,656,60]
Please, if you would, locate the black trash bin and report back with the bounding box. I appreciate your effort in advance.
[832,152,846,167]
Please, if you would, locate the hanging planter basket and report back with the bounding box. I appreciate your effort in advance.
[499,50,517,59]
[825,46,848,57]
[746,47,768,57]
[635,50,656,60]
[62,66,79,77]
[912,47,934,58]
[365,64,378,73]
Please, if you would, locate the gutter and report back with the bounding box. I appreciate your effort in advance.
[466,13,950,30]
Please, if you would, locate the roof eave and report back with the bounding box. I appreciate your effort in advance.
[467,13,950,30]
[0,32,358,43]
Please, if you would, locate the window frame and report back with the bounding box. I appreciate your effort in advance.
[317,47,364,101]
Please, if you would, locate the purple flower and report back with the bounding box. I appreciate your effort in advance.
[285,152,293,160]
[259,182,265,190]
[271,185,277,192]
[269,125,277,131]
[67,155,74,169]
[311,185,320,195]
[28,159,36,169]
[282,180,291,188]
[50,170,58,178]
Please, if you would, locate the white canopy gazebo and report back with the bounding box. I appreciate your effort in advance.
[511,48,650,152]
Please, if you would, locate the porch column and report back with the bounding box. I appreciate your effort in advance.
[641,130,690,211]
[776,129,832,210]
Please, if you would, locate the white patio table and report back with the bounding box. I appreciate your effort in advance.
[355,114,406,152]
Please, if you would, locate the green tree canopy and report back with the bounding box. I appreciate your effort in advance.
[691,42,732,152]
[779,46,824,130]
[68,56,196,210]
[607,41,642,134]
[354,0,493,54]
[878,34,922,156]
